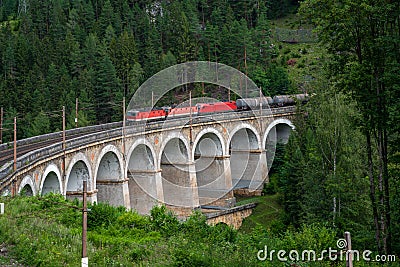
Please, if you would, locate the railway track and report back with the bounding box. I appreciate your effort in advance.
[0,122,122,169]
[0,133,88,167]
[0,106,296,171]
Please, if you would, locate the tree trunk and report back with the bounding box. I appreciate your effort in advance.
[366,130,381,252]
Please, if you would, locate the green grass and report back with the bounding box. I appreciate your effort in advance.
[0,195,391,266]
[270,13,327,92]
[238,193,286,234]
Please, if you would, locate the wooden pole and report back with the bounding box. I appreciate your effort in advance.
[345,232,353,267]
[244,45,248,97]
[82,180,88,264]
[122,97,126,156]
[62,106,66,151]
[13,117,16,172]
[0,107,3,144]
[62,106,66,180]
[259,87,262,115]
[189,91,193,145]
[75,98,79,128]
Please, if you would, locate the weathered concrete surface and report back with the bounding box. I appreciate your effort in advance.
[128,171,160,214]
[161,162,199,208]
[231,150,267,193]
[4,108,296,219]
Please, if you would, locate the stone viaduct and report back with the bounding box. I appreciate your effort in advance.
[0,107,295,217]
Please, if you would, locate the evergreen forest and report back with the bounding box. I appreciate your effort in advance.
[0,0,298,140]
[0,0,400,266]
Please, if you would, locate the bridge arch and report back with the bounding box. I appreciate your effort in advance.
[227,124,261,151]
[65,153,92,199]
[18,175,35,196]
[228,124,262,190]
[159,133,190,167]
[40,163,62,195]
[159,134,196,208]
[263,118,295,172]
[263,118,295,148]
[193,128,230,206]
[127,139,157,172]
[192,128,225,160]
[94,145,126,206]
[127,139,159,214]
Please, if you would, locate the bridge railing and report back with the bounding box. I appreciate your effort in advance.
[0,121,122,153]
[0,106,296,193]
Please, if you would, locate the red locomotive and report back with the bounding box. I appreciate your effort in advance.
[126,94,307,121]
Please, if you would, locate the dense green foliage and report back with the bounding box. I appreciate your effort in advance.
[0,0,298,142]
[0,195,382,266]
[295,0,400,256]
[256,0,400,259]
[279,81,373,248]
[0,0,399,265]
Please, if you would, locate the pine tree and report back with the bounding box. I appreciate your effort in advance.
[26,111,51,137]
[95,54,120,123]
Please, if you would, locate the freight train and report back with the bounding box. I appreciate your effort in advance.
[126,94,307,121]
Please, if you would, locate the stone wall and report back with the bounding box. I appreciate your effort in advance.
[205,203,257,229]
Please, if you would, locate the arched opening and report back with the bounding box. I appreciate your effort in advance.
[194,132,228,206]
[18,176,35,196]
[267,123,293,145]
[20,184,34,196]
[42,171,61,195]
[96,151,125,207]
[128,144,158,214]
[229,128,262,192]
[265,120,294,170]
[66,160,90,200]
[160,137,194,207]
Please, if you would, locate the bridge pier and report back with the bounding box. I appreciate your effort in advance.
[95,179,130,208]
[196,155,235,208]
[128,169,164,214]
[231,149,267,196]
[161,161,200,216]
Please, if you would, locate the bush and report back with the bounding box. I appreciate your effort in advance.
[117,210,149,229]
[149,205,180,236]
[87,202,125,230]
[283,47,291,54]
[263,177,277,195]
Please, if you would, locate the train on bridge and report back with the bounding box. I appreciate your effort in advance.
[127,94,308,121]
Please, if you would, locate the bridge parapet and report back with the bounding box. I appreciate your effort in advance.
[0,121,122,153]
[0,105,297,205]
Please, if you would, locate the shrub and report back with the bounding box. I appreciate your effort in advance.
[149,205,180,236]
[87,202,125,230]
[117,210,149,229]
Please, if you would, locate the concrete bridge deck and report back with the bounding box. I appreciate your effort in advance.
[0,106,296,219]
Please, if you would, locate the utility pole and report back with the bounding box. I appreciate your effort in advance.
[244,45,248,98]
[259,87,263,135]
[82,180,88,267]
[345,232,353,267]
[62,106,66,182]
[0,107,3,144]
[75,98,79,128]
[122,97,126,157]
[259,87,262,115]
[13,117,16,172]
[62,106,66,151]
[189,91,193,145]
